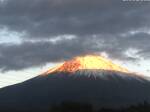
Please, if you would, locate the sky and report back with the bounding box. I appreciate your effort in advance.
[0,0,150,88]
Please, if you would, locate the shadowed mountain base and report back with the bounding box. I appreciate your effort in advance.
[0,70,149,112]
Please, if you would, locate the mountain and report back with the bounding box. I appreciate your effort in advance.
[0,55,150,112]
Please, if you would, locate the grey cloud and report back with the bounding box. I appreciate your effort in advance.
[0,0,150,71]
[0,0,150,38]
[114,32,150,60]
[0,37,101,71]
[1,33,149,71]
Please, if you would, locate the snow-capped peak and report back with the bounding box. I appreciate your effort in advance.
[43,55,129,75]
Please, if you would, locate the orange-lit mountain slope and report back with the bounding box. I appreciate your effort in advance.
[44,55,129,75]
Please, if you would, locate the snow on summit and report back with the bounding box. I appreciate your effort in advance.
[44,55,129,75]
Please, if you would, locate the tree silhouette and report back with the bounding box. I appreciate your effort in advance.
[50,101,93,112]
[49,101,150,112]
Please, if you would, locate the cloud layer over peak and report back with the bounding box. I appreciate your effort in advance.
[0,0,150,71]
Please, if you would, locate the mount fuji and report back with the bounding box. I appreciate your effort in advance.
[0,55,150,112]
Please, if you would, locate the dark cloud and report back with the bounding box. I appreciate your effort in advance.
[0,0,150,38]
[0,37,99,71]
[0,0,150,71]
[0,33,149,71]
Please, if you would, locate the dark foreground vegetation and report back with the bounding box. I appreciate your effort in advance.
[50,101,150,112]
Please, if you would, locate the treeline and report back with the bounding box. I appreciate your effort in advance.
[49,101,150,112]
